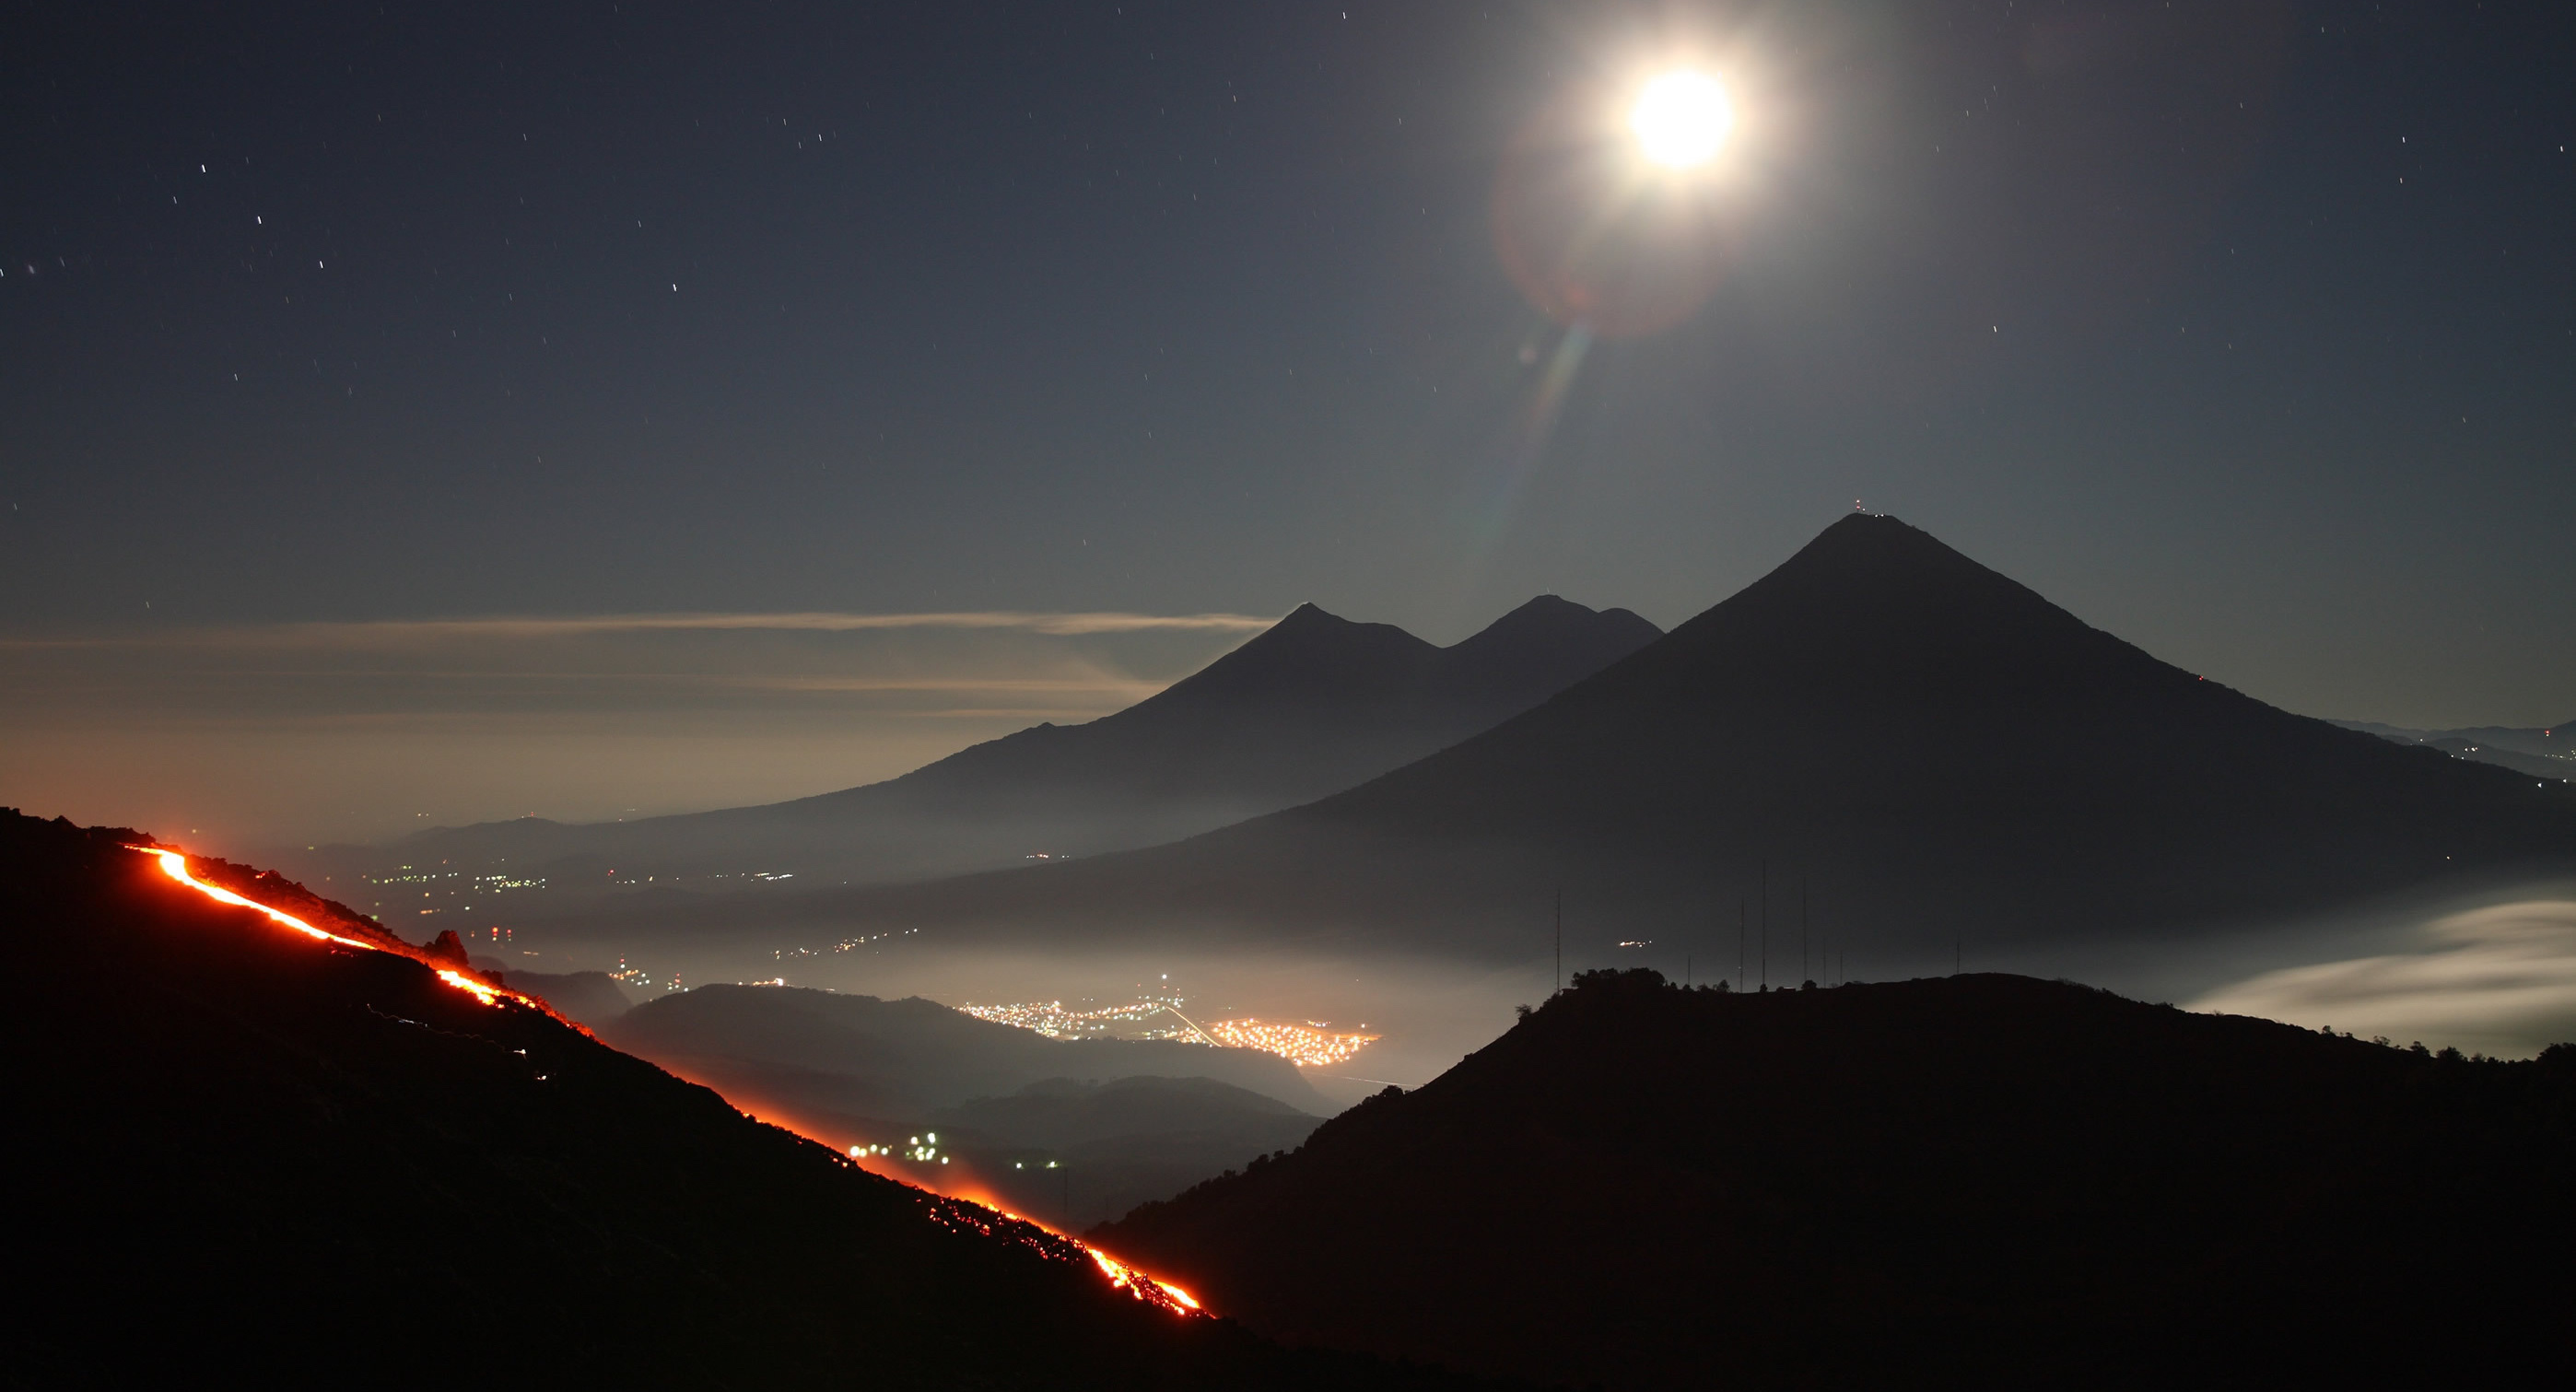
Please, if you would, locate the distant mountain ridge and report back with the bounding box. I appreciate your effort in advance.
[780,593,1661,825]
[603,983,1330,1121]
[771,515,2576,958]
[2336,718,2574,782]
[318,595,1658,893]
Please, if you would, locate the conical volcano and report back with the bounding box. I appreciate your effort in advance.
[831,516,2576,957]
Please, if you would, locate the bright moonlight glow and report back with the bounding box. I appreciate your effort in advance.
[1630,71,1733,169]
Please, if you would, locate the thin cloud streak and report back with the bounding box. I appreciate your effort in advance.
[9,671,1166,695]
[0,610,1278,649]
[2193,900,2576,1057]
[0,608,1267,841]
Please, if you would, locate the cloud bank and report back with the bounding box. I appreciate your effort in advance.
[2192,899,2576,1058]
[0,609,1272,845]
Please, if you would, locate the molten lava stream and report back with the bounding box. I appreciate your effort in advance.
[132,846,553,1015]
[801,1116,1200,1315]
[132,845,1200,1316]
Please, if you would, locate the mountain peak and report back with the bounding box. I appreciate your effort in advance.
[1490,592,1585,619]
[1118,603,1437,713]
[1450,594,1661,654]
[906,513,2574,955]
[1772,512,2005,587]
[1654,513,2070,667]
[1271,600,1338,626]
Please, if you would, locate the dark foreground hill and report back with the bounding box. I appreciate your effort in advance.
[930,1077,1323,1230]
[791,515,2576,958]
[1098,969,2576,1389]
[0,811,1486,1389]
[322,594,1657,895]
[483,963,634,1024]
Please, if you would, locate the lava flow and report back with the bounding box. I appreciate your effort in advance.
[132,843,1202,1316]
[907,1181,1200,1316]
[134,846,552,1014]
[829,1135,1202,1315]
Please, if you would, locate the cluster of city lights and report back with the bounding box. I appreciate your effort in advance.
[606,957,670,992]
[1200,1017,1379,1068]
[960,995,1378,1066]
[828,928,918,953]
[958,996,1195,1041]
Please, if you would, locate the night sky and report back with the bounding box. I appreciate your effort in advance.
[4,1,2571,841]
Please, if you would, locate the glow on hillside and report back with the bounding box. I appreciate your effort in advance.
[135,842,1201,1316]
[845,1138,1201,1316]
[136,846,545,1013]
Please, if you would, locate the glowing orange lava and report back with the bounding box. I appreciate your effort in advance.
[1091,1248,1201,1311]
[135,846,551,1015]
[143,847,383,950]
[130,843,1201,1316]
[836,1135,1202,1315]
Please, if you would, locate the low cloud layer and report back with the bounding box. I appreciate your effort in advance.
[2192,900,2576,1058]
[0,610,1270,846]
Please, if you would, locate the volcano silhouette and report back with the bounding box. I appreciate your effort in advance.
[369,594,1658,890]
[814,514,2576,955]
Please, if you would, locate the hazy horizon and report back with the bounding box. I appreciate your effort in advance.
[9,554,2567,851]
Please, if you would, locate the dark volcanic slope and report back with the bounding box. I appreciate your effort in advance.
[0,812,1479,1389]
[823,515,2576,955]
[929,1077,1323,1230]
[490,965,635,1024]
[1099,969,2576,1390]
[363,594,1657,890]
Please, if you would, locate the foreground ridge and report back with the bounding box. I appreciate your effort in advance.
[1101,966,2576,1389]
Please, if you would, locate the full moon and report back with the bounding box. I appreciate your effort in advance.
[1630,71,1733,169]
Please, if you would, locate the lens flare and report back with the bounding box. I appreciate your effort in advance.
[1631,71,1732,169]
